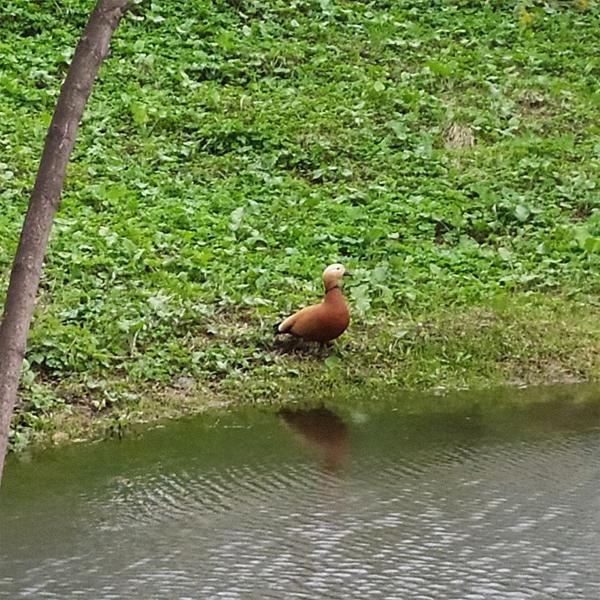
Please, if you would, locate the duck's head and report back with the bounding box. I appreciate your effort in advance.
[322,263,352,291]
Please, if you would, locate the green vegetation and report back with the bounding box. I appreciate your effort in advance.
[1,0,600,449]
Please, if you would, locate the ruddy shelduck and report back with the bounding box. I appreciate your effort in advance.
[274,263,351,343]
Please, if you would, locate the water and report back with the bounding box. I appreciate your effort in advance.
[1,385,599,599]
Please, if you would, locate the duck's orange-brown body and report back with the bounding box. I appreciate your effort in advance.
[276,287,350,342]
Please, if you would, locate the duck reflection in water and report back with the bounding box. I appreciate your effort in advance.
[278,407,349,473]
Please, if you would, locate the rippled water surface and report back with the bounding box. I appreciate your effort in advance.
[1,385,600,599]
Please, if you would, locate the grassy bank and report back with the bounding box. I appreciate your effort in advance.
[1,1,600,449]
[11,294,600,450]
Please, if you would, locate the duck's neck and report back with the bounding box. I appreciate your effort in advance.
[324,286,344,303]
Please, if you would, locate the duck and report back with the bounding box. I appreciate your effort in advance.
[274,263,351,343]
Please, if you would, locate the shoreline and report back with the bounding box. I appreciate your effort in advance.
[11,294,600,453]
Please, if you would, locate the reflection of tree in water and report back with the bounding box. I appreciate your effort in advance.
[279,407,349,473]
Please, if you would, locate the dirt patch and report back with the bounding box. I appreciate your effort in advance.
[444,123,475,150]
[516,89,555,119]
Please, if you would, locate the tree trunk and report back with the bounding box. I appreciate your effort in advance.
[0,0,130,484]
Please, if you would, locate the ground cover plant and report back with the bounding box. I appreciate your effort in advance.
[1,0,600,448]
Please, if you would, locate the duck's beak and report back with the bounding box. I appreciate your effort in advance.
[343,271,353,277]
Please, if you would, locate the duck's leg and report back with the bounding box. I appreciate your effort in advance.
[317,341,334,357]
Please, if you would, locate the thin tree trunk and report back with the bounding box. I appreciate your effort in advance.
[0,0,130,484]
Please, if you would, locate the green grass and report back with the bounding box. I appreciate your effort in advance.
[1,0,600,448]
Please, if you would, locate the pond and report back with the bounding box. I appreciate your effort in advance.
[1,384,599,599]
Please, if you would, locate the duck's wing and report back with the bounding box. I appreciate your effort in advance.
[275,305,317,335]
